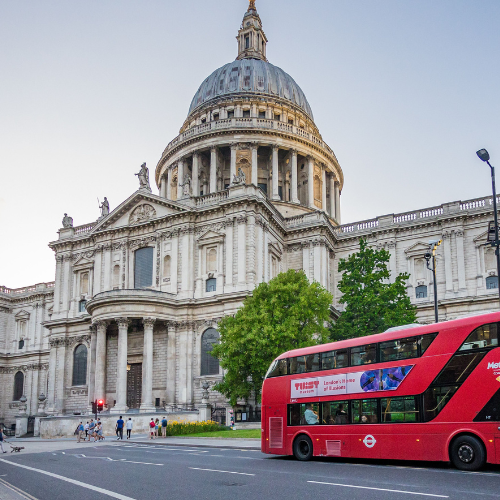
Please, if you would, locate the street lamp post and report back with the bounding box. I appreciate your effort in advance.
[425,240,442,323]
[476,149,500,304]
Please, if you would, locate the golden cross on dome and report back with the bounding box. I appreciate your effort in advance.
[249,0,256,10]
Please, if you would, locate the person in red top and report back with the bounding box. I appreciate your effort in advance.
[149,418,155,439]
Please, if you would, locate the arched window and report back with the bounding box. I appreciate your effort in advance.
[486,276,498,290]
[201,328,220,375]
[81,273,89,295]
[134,247,154,289]
[163,255,171,281]
[415,285,427,298]
[207,248,217,272]
[112,264,120,289]
[72,344,88,386]
[13,371,24,401]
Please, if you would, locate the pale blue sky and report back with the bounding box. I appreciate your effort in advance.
[1,0,499,287]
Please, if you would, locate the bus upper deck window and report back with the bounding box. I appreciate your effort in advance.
[460,323,499,351]
[351,344,377,366]
[265,358,287,378]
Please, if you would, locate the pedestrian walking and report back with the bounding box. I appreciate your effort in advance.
[116,416,124,440]
[161,416,168,438]
[76,421,84,443]
[84,421,89,439]
[0,427,7,453]
[126,418,133,439]
[97,422,104,441]
[88,419,95,441]
[149,418,155,439]
[154,418,159,438]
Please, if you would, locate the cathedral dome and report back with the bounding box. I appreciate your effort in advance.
[188,59,314,120]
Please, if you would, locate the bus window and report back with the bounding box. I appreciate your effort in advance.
[433,352,487,386]
[321,349,348,370]
[265,358,288,378]
[288,403,319,425]
[380,337,418,362]
[351,399,378,424]
[289,354,319,374]
[422,385,459,421]
[460,323,499,351]
[305,353,319,372]
[321,401,348,424]
[381,396,418,423]
[419,332,438,354]
[351,344,377,366]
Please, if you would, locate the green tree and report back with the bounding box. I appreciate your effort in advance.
[331,238,417,341]
[212,269,332,405]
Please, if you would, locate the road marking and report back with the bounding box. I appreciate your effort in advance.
[308,481,448,498]
[0,459,138,500]
[190,467,255,476]
[0,477,39,500]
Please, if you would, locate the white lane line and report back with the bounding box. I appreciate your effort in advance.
[190,467,255,476]
[0,459,138,500]
[308,481,448,498]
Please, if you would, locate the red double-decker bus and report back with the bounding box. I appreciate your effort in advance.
[261,312,500,470]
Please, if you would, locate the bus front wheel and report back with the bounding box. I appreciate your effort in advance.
[450,435,486,471]
[293,435,313,461]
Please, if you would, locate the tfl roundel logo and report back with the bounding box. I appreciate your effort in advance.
[363,434,377,448]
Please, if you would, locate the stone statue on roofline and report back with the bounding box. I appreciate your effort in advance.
[62,213,73,228]
[135,162,151,191]
[233,167,246,185]
[99,197,110,217]
[180,173,192,197]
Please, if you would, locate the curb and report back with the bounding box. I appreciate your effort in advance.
[137,440,261,451]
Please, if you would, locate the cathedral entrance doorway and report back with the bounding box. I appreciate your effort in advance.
[127,363,142,409]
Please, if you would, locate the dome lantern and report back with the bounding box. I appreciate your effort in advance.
[236,0,268,61]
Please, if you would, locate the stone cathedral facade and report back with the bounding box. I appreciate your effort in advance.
[1,2,499,430]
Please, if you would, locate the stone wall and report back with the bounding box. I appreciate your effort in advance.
[39,411,199,439]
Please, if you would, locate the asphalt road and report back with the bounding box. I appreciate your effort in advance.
[0,442,499,500]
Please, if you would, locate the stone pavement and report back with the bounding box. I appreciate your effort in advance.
[3,434,261,454]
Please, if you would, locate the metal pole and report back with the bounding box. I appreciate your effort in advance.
[488,161,500,305]
[432,254,438,323]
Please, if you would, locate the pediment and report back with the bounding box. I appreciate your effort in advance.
[404,242,432,257]
[473,230,489,246]
[197,230,225,242]
[90,191,187,233]
[73,256,94,270]
[15,310,30,319]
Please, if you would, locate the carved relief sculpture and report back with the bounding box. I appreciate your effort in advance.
[129,204,157,225]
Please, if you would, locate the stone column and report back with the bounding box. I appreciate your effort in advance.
[225,217,234,289]
[272,145,280,200]
[456,230,466,293]
[160,176,166,198]
[112,318,130,413]
[166,167,172,199]
[166,322,176,405]
[93,320,107,405]
[442,232,454,298]
[308,156,315,209]
[329,174,335,218]
[55,340,67,412]
[230,144,237,184]
[321,167,327,212]
[210,147,217,193]
[192,152,199,197]
[46,341,57,413]
[53,255,63,315]
[246,214,256,287]
[290,149,299,204]
[237,216,247,286]
[256,219,264,284]
[140,317,156,412]
[87,325,97,413]
[171,229,179,293]
[251,143,258,186]
[177,158,185,197]
[334,181,341,223]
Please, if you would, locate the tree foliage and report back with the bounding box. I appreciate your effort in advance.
[212,269,333,405]
[330,238,417,341]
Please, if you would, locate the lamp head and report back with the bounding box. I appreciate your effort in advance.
[477,149,490,162]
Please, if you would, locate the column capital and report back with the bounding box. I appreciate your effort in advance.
[307,154,314,162]
[249,141,259,150]
[290,148,298,157]
[210,146,217,153]
[272,144,280,152]
[92,319,108,330]
[115,317,131,329]
[230,142,238,151]
[142,317,156,328]
[192,151,199,159]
